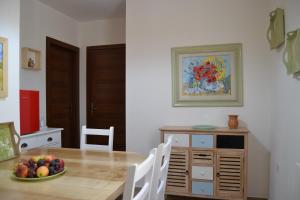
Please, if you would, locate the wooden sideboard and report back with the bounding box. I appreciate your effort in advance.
[160,126,248,200]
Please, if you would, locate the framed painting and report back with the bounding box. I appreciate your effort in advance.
[0,122,20,162]
[0,37,8,98]
[172,43,243,107]
[21,47,41,70]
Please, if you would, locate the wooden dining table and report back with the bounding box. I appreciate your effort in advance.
[0,148,144,200]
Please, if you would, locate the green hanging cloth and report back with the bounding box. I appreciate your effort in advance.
[267,8,285,49]
[283,29,300,76]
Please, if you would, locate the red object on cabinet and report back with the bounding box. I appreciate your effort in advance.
[20,90,40,135]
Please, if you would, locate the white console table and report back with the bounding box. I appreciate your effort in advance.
[20,127,63,151]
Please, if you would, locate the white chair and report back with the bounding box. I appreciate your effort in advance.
[80,125,114,151]
[123,148,157,200]
[150,136,173,200]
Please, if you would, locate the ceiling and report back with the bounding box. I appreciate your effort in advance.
[39,0,125,22]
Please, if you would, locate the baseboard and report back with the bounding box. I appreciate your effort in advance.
[248,198,268,200]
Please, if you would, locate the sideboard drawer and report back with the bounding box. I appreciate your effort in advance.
[192,166,214,180]
[192,181,213,196]
[192,134,214,148]
[20,136,43,150]
[165,133,189,147]
[192,151,214,165]
[20,128,62,151]
[42,132,61,146]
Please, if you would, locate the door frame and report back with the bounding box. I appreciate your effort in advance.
[86,44,126,150]
[46,36,80,148]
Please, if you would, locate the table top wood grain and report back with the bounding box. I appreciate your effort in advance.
[0,148,144,200]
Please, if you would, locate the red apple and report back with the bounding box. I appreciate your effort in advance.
[15,164,29,178]
[18,159,29,167]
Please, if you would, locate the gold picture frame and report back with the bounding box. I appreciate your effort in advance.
[22,47,41,70]
[0,37,8,98]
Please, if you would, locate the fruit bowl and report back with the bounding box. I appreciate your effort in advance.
[11,168,67,181]
[12,155,66,181]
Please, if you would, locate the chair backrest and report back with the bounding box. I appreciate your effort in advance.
[123,148,157,200]
[150,136,173,200]
[80,125,114,151]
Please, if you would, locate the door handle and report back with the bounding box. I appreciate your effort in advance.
[91,103,97,116]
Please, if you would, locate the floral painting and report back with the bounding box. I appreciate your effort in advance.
[182,54,231,96]
[172,43,243,107]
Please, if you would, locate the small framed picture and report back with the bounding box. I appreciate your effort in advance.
[172,43,243,107]
[22,47,41,70]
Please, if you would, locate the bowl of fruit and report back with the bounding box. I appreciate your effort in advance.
[12,155,66,181]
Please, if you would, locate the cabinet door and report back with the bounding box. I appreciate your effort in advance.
[216,151,244,199]
[166,149,189,194]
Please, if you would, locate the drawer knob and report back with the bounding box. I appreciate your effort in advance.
[21,143,28,148]
[47,137,53,142]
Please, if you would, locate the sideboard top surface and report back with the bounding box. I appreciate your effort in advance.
[160,126,248,134]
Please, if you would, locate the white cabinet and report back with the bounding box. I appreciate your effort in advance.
[20,128,63,151]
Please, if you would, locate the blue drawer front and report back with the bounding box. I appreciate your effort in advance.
[192,135,214,148]
[192,181,213,196]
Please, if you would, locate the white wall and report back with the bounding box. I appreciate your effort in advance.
[20,0,79,125]
[126,0,271,198]
[269,0,300,199]
[0,0,20,131]
[78,18,125,126]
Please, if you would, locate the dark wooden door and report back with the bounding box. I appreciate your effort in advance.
[46,37,80,148]
[87,44,125,151]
